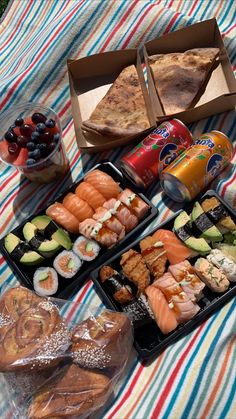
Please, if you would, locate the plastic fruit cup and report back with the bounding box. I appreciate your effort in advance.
[0,103,69,183]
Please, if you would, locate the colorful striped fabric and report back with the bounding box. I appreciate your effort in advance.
[0,0,236,417]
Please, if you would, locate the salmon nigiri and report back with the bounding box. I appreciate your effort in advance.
[118,188,149,220]
[46,203,80,234]
[63,193,94,222]
[93,207,125,240]
[152,229,192,265]
[79,218,118,247]
[145,286,178,334]
[84,169,120,199]
[103,199,138,232]
[75,181,106,210]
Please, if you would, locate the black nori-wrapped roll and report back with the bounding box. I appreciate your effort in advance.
[122,294,154,327]
[100,266,136,304]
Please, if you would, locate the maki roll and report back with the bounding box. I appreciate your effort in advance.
[33,267,58,296]
[73,236,100,261]
[53,250,82,278]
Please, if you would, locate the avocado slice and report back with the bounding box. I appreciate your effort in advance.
[215,243,236,263]
[4,233,44,265]
[31,215,72,250]
[191,202,223,242]
[174,211,211,255]
[23,222,61,258]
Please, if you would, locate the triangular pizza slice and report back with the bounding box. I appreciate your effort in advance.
[148,48,220,115]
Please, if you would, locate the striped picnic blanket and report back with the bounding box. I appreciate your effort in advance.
[0,0,235,418]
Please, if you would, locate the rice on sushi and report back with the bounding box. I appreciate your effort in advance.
[73,236,100,261]
[33,267,58,296]
[53,250,82,278]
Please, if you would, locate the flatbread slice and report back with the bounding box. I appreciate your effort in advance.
[148,48,220,115]
[82,65,150,138]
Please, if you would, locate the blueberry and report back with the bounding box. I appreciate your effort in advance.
[26,141,36,151]
[17,135,28,148]
[26,158,36,166]
[4,130,17,142]
[31,112,47,124]
[53,133,60,143]
[29,149,41,160]
[20,124,34,137]
[45,118,56,128]
[31,131,40,142]
[15,117,24,126]
[8,142,19,155]
[37,143,48,156]
[36,123,46,133]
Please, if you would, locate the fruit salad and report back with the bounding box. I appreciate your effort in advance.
[0,106,69,183]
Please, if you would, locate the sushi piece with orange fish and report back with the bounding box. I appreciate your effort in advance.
[33,267,58,296]
[118,188,149,220]
[103,199,138,232]
[93,207,125,240]
[153,272,200,323]
[169,260,205,302]
[46,202,81,234]
[84,169,120,199]
[79,218,118,247]
[145,286,178,334]
[152,229,193,265]
[75,181,106,210]
[63,193,94,222]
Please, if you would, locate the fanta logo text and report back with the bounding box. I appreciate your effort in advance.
[194,138,214,148]
[153,127,170,139]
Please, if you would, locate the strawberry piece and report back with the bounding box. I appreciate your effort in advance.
[0,140,17,163]
[13,148,29,166]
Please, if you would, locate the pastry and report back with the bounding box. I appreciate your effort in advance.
[28,364,110,418]
[71,310,132,370]
[0,287,70,372]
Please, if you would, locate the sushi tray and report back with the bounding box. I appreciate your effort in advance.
[91,190,236,360]
[0,161,158,299]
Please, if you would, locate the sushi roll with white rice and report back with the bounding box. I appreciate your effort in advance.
[53,250,82,278]
[207,249,236,282]
[33,267,58,296]
[73,236,100,261]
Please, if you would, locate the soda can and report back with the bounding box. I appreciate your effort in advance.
[161,130,234,202]
[120,119,193,188]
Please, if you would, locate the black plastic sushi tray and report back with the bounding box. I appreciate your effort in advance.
[0,162,158,299]
[90,190,236,361]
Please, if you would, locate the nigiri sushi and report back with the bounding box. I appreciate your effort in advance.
[79,218,118,247]
[103,199,138,232]
[84,169,120,199]
[120,249,150,293]
[168,260,205,302]
[207,249,236,282]
[93,207,125,240]
[140,236,167,279]
[194,258,230,293]
[145,286,178,334]
[63,193,94,222]
[46,203,81,234]
[75,181,106,210]
[118,188,149,220]
[153,272,200,323]
[152,229,193,265]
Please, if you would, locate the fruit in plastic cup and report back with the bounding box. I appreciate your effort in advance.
[0,103,69,183]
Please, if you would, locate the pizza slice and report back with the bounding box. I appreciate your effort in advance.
[148,48,220,115]
[82,65,150,138]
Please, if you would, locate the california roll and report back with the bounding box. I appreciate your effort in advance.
[53,250,82,278]
[73,236,100,261]
[33,267,58,296]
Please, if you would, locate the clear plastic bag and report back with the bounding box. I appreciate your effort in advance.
[0,286,133,418]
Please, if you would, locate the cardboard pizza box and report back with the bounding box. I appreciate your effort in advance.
[67,50,156,153]
[144,18,236,124]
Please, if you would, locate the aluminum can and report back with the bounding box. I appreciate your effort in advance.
[120,119,193,187]
[161,130,234,202]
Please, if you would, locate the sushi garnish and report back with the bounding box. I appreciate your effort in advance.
[73,236,100,261]
[140,236,167,279]
[53,250,82,278]
[33,267,58,296]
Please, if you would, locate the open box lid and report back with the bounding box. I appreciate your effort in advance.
[67,49,156,153]
[144,18,236,124]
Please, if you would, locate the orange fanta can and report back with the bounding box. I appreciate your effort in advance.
[160,130,234,202]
